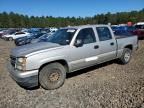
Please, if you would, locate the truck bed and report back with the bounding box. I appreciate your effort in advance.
[115,35,136,39]
[115,34,136,39]
[114,30,136,39]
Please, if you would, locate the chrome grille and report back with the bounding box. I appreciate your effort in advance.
[10,56,16,67]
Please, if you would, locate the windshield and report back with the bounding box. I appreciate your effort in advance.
[31,33,44,39]
[38,34,50,40]
[42,28,77,45]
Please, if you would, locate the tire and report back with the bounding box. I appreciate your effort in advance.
[119,48,132,64]
[39,62,66,90]
[8,37,13,41]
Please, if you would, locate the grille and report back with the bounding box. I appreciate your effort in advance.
[10,56,16,67]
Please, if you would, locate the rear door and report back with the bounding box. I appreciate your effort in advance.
[95,26,117,62]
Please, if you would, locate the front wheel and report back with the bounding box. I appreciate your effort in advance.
[39,63,66,90]
[119,48,132,64]
[8,37,13,41]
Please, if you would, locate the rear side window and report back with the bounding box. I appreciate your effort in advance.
[96,27,112,41]
[76,28,96,44]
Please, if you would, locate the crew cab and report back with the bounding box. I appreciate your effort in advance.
[8,25,138,90]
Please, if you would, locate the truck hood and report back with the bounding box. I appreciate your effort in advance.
[11,42,61,57]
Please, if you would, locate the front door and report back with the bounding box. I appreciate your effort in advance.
[68,28,100,71]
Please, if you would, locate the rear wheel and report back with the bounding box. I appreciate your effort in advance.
[39,63,66,90]
[119,48,132,64]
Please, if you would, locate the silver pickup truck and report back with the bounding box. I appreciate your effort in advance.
[8,25,138,90]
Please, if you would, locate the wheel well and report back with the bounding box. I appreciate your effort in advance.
[39,60,69,73]
[9,37,13,39]
[124,45,133,50]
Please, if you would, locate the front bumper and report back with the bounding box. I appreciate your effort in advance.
[7,62,39,88]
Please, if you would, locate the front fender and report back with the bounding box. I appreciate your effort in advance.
[39,56,66,66]
[26,54,68,71]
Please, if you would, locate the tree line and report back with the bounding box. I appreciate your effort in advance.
[0,9,144,28]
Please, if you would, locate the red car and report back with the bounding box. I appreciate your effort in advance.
[133,24,144,39]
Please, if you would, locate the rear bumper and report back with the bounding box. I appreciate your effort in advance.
[7,62,39,88]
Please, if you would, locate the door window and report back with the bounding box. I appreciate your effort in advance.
[76,28,96,44]
[96,27,112,41]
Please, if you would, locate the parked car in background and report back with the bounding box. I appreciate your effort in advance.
[111,25,135,36]
[8,25,138,90]
[111,26,119,32]
[50,27,58,32]
[1,31,15,40]
[42,28,51,33]
[31,33,53,43]
[1,28,21,39]
[30,30,57,43]
[14,33,45,46]
[133,22,144,39]
[2,32,31,41]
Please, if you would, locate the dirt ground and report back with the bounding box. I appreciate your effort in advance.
[0,38,144,108]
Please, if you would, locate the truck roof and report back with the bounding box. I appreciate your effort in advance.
[62,24,110,29]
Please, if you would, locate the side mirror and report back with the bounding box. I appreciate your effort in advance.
[74,39,83,47]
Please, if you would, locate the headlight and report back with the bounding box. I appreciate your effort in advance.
[15,57,27,71]
[17,58,25,63]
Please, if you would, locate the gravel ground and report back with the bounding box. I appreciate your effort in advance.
[0,38,144,108]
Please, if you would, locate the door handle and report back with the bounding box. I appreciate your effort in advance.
[110,42,114,46]
[94,45,99,49]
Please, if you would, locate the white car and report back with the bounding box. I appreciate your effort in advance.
[3,32,31,41]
